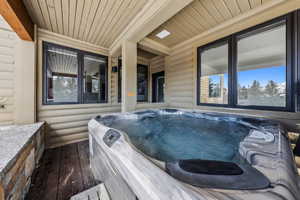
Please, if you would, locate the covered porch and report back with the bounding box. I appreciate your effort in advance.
[1,0,300,199]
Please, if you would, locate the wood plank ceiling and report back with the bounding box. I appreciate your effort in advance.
[148,0,274,47]
[23,0,148,48]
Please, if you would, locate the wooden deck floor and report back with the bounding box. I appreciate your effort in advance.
[25,141,99,200]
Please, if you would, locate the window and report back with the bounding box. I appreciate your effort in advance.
[137,64,148,102]
[237,22,286,107]
[43,42,108,105]
[118,62,149,103]
[197,15,293,111]
[83,55,107,103]
[152,71,165,103]
[198,41,228,104]
[44,45,79,103]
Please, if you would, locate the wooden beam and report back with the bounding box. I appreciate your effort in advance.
[139,37,171,56]
[110,0,193,56]
[0,0,34,41]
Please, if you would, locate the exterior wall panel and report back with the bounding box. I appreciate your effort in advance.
[0,16,16,126]
[37,29,121,148]
[166,37,300,132]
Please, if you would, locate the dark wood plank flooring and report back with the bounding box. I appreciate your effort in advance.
[25,141,99,200]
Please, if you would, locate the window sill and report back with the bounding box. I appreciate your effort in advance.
[39,102,121,111]
[194,104,297,119]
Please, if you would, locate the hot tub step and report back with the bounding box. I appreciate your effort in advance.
[70,184,110,200]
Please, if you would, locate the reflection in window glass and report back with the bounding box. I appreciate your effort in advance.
[208,75,221,98]
[46,46,78,103]
[156,76,165,102]
[137,64,148,102]
[200,43,228,104]
[83,55,107,103]
[237,23,286,107]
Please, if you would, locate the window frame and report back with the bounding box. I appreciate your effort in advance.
[43,41,108,105]
[197,38,232,107]
[117,61,150,103]
[137,64,149,102]
[152,71,165,103]
[297,10,300,112]
[197,13,295,112]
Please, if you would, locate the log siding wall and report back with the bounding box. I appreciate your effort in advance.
[165,32,300,132]
[0,16,17,126]
[37,29,121,148]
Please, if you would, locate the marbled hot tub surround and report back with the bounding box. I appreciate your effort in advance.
[89,109,300,200]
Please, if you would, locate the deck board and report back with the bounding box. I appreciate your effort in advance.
[25,141,99,200]
[78,142,98,190]
[25,150,47,200]
[44,148,61,200]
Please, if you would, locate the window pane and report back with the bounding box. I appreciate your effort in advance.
[46,46,78,103]
[237,23,286,107]
[83,55,107,103]
[200,43,228,104]
[137,64,148,102]
[157,76,165,102]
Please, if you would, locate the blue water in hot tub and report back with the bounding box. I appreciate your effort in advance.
[101,111,250,163]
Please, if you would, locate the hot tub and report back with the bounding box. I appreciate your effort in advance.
[88,109,300,200]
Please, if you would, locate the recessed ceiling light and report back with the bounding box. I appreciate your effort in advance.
[156,30,170,39]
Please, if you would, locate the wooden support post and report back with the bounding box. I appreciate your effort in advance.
[0,0,34,41]
[122,41,137,112]
[15,39,36,124]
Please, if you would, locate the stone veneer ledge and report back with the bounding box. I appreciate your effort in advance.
[0,122,45,200]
